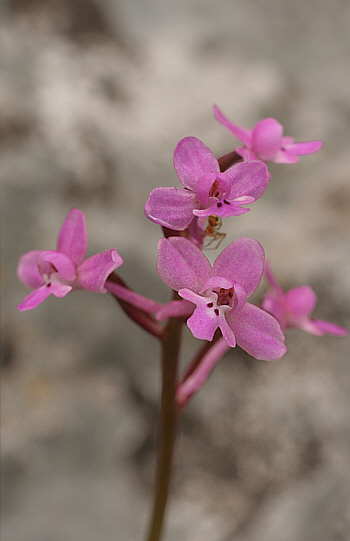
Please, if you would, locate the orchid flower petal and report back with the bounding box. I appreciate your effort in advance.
[41,250,76,281]
[17,281,72,311]
[226,160,270,199]
[144,187,199,230]
[284,286,317,319]
[261,295,286,330]
[213,238,264,297]
[193,200,251,218]
[228,303,287,360]
[304,319,348,337]
[157,237,212,293]
[77,249,123,293]
[273,149,300,164]
[173,137,219,191]
[17,251,46,289]
[285,140,323,156]
[213,105,252,147]
[264,261,283,292]
[200,276,234,292]
[186,303,223,343]
[17,286,54,311]
[56,208,88,266]
[251,118,283,161]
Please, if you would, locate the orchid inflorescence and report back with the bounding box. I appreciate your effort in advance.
[17,104,347,541]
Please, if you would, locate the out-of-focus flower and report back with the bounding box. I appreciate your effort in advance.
[262,263,348,336]
[214,105,323,164]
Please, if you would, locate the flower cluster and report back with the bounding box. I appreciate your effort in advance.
[17,105,347,404]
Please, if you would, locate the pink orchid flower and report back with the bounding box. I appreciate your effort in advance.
[157,236,286,360]
[214,105,323,164]
[17,208,123,311]
[145,136,270,231]
[262,263,348,336]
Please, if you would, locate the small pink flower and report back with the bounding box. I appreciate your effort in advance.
[157,236,286,360]
[17,208,123,311]
[262,263,348,336]
[145,136,270,231]
[214,105,323,164]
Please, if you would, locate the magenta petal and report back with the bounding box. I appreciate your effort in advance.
[307,319,348,337]
[200,276,234,292]
[157,237,212,293]
[193,200,251,218]
[262,294,286,330]
[226,160,270,200]
[17,286,53,311]
[41,251,76,281]
[219,317,236,347]
[145,187,199,230]
[228,303,287,360]
[213,105,252,147]
[273,149,300,164]
[173,137,219,191]
[186,304,221,342]
[77,249,123,293]
[252,118,283,161]
[49,277,73,298]
[286,140,323,156]
[264,261,283,292]
[213,238,264,297]
[185,298,236,347]
[56,208,88,266]
[17,251,45,288]
[284,286,317,318]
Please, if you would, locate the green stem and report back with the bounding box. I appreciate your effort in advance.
[146,306,182,541]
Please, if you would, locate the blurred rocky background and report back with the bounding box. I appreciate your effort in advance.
[1,0,350,540]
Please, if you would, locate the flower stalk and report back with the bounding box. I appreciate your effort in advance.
[146,294,183,541]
